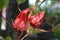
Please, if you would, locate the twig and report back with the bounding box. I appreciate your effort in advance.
[2,17,15,31]
[2,17,12,27]
[18,7,21,12]
[17,31,24,40]
[21,33,29,40]
[18,5,21,12]
[28,0,45,18]
[40,0,45,5]
[28,2,37,19]
[35,28,48,32]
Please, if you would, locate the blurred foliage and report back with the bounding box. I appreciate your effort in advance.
[52,23,60,33]
[52,23,60,39]
[6,36,12,40]
[0,0,8,10]
[0,0,26,10]
[29,27,41,34]
[0,36,5,40]
[17,0,25,4]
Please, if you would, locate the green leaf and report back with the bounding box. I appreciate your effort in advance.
[6,36,12,40]
[29,27,42,34]
[2,0,9,8]
[52,23,60,33]
[0,0,3,10]
[0,0,8,10]
[17,0,26,4]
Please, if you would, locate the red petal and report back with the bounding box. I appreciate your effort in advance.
[12,8,30,31]
[30,11,45,28]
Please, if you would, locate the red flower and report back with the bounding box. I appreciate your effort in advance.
[30,11,45,28]
[12,8,30,31]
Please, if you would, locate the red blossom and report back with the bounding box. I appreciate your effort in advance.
[12,8,30,31]
[30,11,45,28]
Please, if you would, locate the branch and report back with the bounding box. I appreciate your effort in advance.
[21,33,29,40]
[40,0,45,5]
[2,17,15,31]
